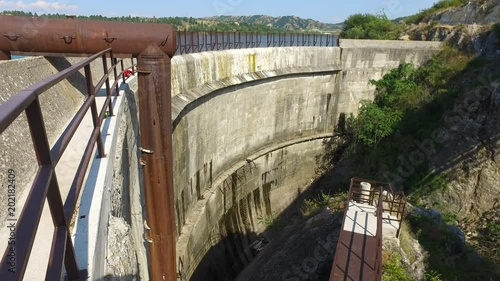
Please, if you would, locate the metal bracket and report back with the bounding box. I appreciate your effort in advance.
[60,36,75,44]
[103,37,117,44]
[159,35,170,47]
[144,233,153,243]
[136,67,152,74]
[3,33,20,41]
[139,147,154,154]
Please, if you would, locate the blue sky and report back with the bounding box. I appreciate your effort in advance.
[0,0,438,23]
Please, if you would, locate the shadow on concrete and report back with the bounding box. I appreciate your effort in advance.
[45,56,87,95]
[112,83,142,223]
[186,162,347,281]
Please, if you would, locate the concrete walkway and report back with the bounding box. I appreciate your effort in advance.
[0,74,133,280]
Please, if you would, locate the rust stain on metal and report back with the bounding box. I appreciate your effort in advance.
[137,43,176,281]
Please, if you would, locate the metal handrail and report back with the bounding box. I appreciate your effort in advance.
[329,178,355,281]
[353,177,407,237]
[330,178,388,281]
[175,31,338,55]
[0,48,128,280]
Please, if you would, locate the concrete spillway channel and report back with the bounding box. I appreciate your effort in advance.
[0,40,442,280]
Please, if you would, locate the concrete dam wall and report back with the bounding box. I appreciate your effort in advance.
[0,39,442,280]
[167,40,441,280]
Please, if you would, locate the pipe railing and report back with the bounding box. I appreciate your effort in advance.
[330,178,391,281]
[350,177,407,237]
[351,178,385,281]
[0,48,131,280]
[175,31,338,55]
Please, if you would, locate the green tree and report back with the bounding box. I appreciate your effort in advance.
[351,102,402,148]
[341,13,401,40]
[371,63,425,110]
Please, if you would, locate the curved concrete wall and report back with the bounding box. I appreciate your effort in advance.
[170,42,442,280]
[170,47,342,280]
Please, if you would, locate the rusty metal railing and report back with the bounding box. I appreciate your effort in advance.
[330,178,389,281]
[175,31,338,55]
[0,48,130,280]
[330,177,408,280]
[381,185,407,238]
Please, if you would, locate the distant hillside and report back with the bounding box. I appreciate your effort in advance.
[0,10,342,34]
[203,15,343,34]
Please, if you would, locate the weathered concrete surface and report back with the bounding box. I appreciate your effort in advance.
[104,216,139,281]
[338,39,443,117]
[0,57,85,228]
[173,73,340,234]
[168,47,343,280]
[171,47,342,98]
[178,138,331,281]
[107,77,149,281]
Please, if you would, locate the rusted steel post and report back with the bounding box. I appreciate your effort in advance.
[137,44,176,281]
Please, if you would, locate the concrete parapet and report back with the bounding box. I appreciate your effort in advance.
[171,47,342,97]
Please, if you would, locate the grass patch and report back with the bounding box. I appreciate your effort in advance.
[487,221,500,236]
[257,215,286,231]
[424,270,443,281]
[442,211,458,225]
[300,191,347,218]
[382,252,412,281]
[399,220,419,264]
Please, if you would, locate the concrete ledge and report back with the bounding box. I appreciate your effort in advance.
[72,75,138,281]
[172,47,341,97]
[339,39,443,49]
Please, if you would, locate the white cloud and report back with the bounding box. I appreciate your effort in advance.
[0,0,77,11]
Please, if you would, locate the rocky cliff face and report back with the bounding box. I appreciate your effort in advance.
[391,1,500,265]
[406,24,497,56]
[402,1,499,227]
[428,0,500,25]
[403,0,500,56]
[427,81,500,220]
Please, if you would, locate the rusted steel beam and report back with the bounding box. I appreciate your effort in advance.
[137,44,176,281]
[0,16,176,58]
